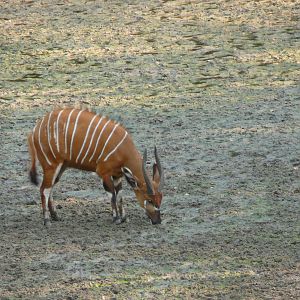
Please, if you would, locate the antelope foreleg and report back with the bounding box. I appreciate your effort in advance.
[102,176,118,222]
[102,175,123,224]
[114,178,127,223]
[40,163,63,226]
[48,163,65,221]
[111,193,121,224]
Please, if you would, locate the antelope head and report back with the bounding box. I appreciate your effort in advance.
[141,147,164,224]
[123,147,164,225]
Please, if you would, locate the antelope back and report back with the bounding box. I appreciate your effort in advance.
[31,108,129,170]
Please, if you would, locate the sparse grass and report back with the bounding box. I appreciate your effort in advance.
[0,0,299,299]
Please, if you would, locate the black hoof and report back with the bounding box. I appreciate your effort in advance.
[113,216,127,224]
[113,216,120,224]
[44,219,51,227]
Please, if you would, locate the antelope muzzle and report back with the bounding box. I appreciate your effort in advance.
[146,209,161,225]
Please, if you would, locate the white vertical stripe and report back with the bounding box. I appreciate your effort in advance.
[53,118,57,145]
[80,116,104,164]
[56,110,64,153]
[76,114,98,163]
[47,111,56,159]
[69,110,84,160]
[38,118,52,166]
[64,109,76,155]
[96,123,119,163]
[104,131,128,162]
[88,119,111,162]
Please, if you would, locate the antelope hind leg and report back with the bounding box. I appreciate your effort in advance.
[48,190,59,221]
[40,163,63,226]
[48,163,64,221]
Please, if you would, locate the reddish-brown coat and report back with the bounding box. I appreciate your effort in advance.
[28,108,164,225]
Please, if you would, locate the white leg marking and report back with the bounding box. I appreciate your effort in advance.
[113,177,122,187]
[88,119,111,162]
[122,167,133,176]
[81,116,104,164]
[47,111,56,159]
[44,187,52,219]
[96,123,119,163]
[56,109,64,153]
[104,131,128,162]
[38,118,52,166]
[64,109,76,155]
[44,188,51,202]
[116,190,123,204]
[69,110,84,160]
[76,114,98,163]
[122,206,126,217]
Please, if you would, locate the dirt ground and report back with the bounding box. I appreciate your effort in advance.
[0,0,299,299]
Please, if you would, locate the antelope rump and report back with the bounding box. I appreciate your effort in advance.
[27,108,164,226]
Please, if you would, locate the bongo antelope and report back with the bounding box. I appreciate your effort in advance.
[28,108,164,226]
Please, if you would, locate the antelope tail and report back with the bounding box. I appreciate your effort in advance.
[28,132,39,186]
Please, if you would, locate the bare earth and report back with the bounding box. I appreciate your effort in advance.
[0,1,299,299]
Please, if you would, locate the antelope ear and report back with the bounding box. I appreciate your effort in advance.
[153,163,160,184]
[122,167,138,189]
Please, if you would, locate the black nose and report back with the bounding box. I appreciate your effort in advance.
[151,219,161,225]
